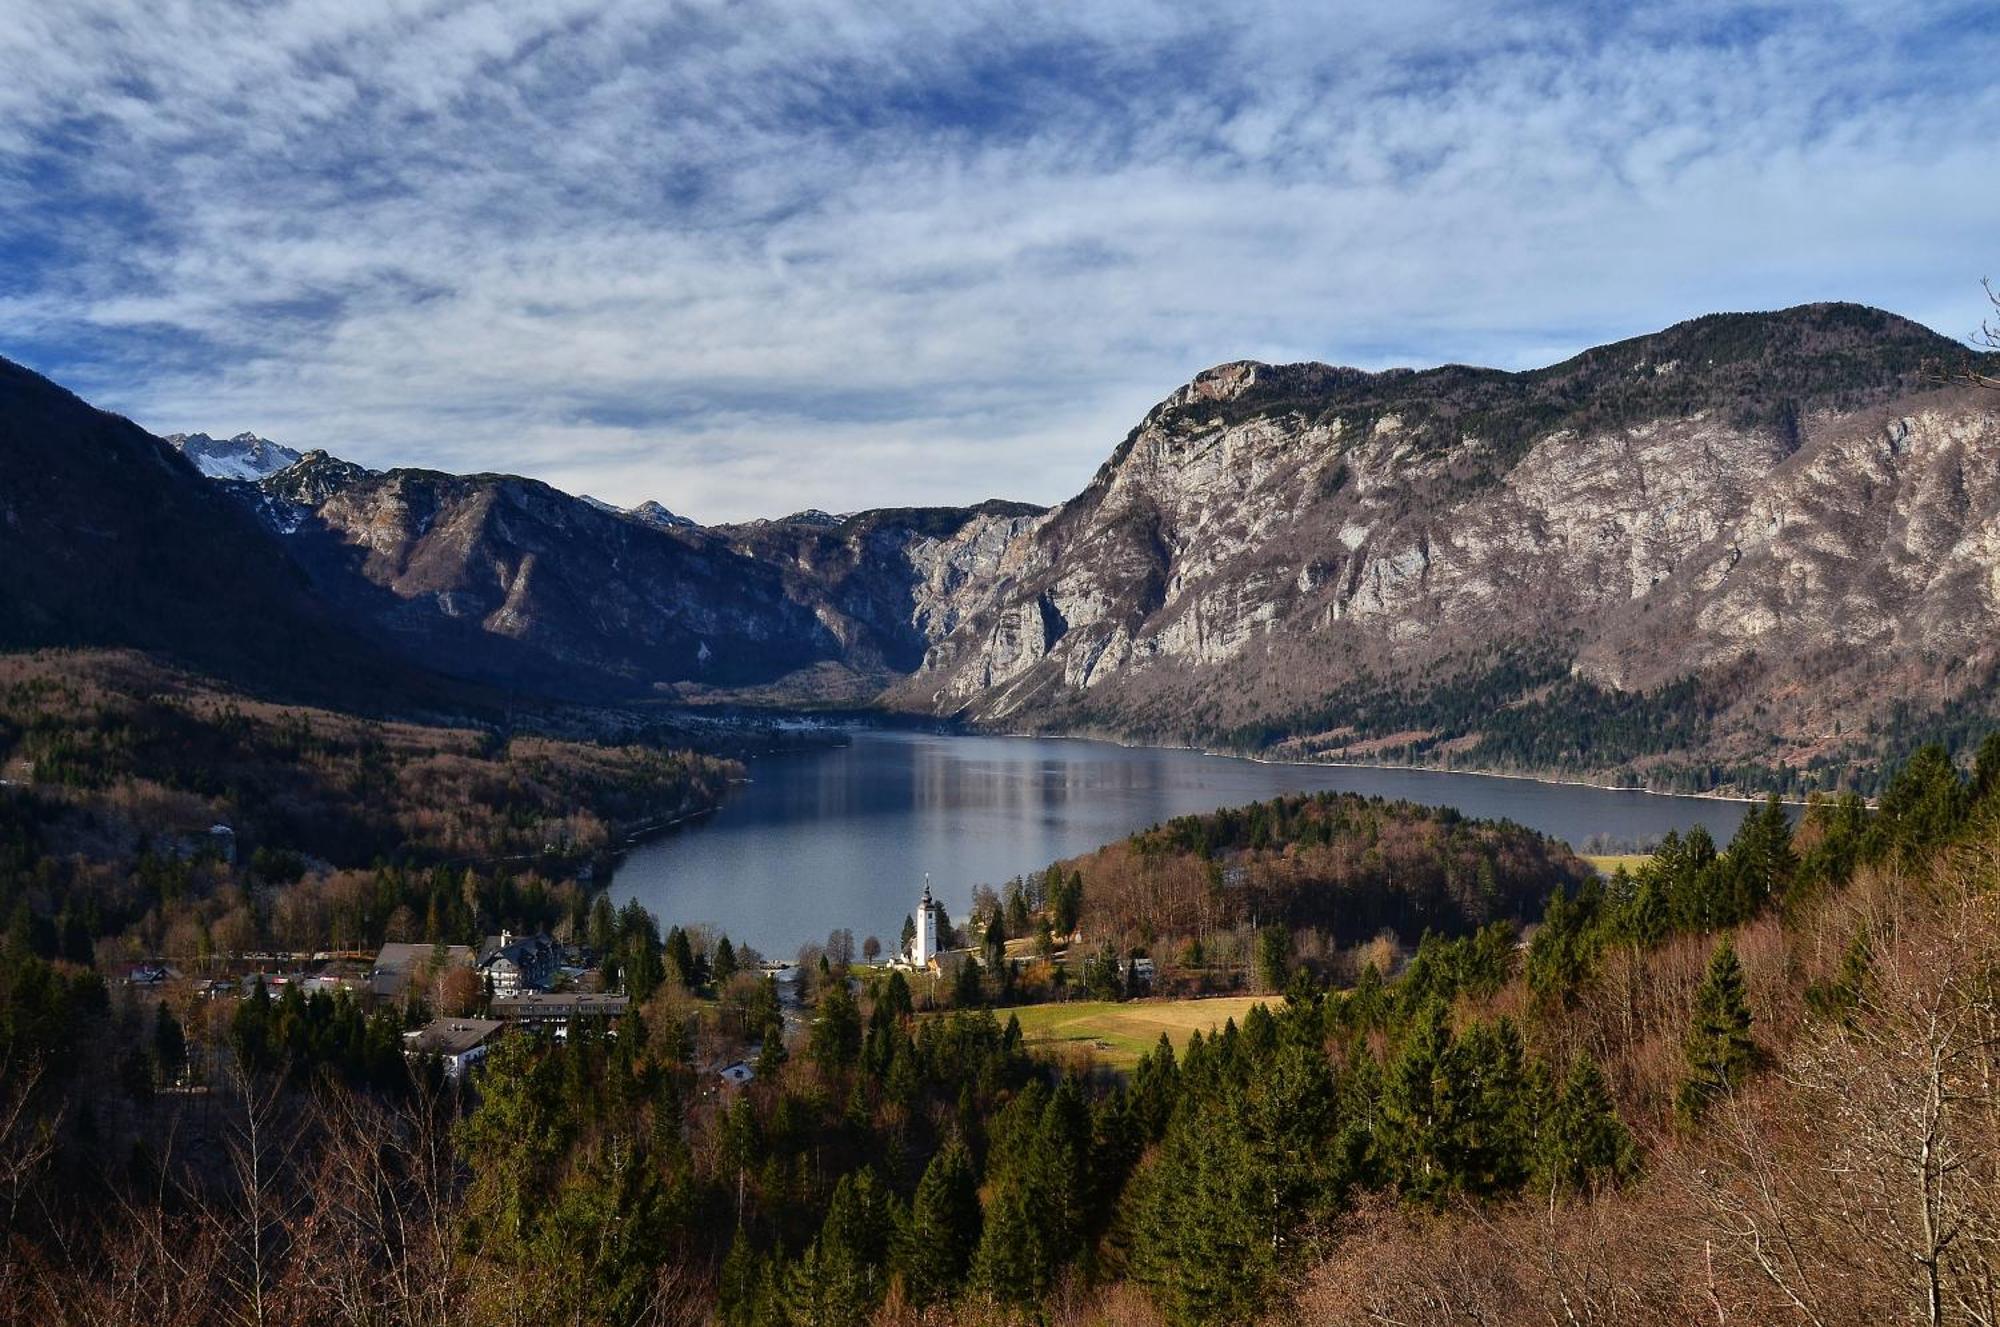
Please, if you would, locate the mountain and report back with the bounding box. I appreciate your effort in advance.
[580,495,698,529]
[243,452,1044,698]
[163,430,302,480]
[891,303,2000,787]
[0,358,420,698]
[6,301,1994,787]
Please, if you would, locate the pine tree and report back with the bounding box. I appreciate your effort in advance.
[970,1186,1044,1305]
[810,982,862,1071]
[1382,998,1453,1202]
[712,935,739,988]
[982,910,1005,969]
[1804,928,1872,1026]
[1676,940,1756,1124]
[1535,1053,1636,1192]
[152,999,185,1087]
[795,1166,897,1323]
[900,1137,981,1306]
[1254,925,1290,992]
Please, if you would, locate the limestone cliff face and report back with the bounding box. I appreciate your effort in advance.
[892,304,2000,774]
[166,300,2000,780]
[249,454,1046,699]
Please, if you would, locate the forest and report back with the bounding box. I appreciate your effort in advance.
[2,636,1998,1324]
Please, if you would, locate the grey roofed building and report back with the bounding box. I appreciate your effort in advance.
[402,1017,504,1077]
[371,942,476,1000]
[490,992,632,1027]
[477,930,558,998]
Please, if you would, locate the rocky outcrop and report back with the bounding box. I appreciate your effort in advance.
[243,455,1047,698]
[891,304,2000,776]
[12,300,1993,782]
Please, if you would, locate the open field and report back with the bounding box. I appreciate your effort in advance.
[1582,853,1654,876]
[1004,995,1272,1070]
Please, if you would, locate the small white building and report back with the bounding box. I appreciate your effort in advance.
[403,1018,504,1078]
[909,877,951,968]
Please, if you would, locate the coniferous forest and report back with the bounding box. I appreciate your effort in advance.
[5,646,2000,1325]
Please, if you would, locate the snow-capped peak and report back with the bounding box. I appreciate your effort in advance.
[164,431,303,482]
[580,495,699,529]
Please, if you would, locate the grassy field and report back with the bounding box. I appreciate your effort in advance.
[1582,852,1654,876]
[1004,995,1272,1070]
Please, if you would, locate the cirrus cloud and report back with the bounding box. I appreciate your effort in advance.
[0,0,1994,520]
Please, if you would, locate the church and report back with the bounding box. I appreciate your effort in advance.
[907,877,952,968]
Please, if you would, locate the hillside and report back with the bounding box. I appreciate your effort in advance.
[0,355,428,704]
[894,303,2000,790]
[1061,790,1590,947]
[5,303,1997,788]
[245,453,1043,700]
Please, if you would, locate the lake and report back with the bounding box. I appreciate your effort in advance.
[611,729,1771,957]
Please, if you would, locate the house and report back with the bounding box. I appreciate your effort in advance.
[907,877,952,968]
[403,1018,504,1078]
[478,930,558,998]
[490,991,631,1030]
[1117,956,1157,991]
[718,1060,755,1089]
[370,942,476,1001]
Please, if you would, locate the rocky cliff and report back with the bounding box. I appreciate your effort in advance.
[244,453,1045,699]
[10,300,1993,787]
[890,304,2000,785]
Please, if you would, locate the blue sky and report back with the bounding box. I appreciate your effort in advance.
[1,0,1995,521]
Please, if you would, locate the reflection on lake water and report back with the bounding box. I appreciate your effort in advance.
[611,729,1771,957]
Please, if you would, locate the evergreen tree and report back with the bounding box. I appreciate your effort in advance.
[713,935,739,988]
[1254,925,1291,992]
[900,914,916,957]
[1381,999,1453,1201]
[900,1137,981,1306]
[1974,730,2000,802]
[781,1167,898,1327]
[1868,742,1970,865]
[664,926,698,990]
[982,910,1005,969]
[1676,940,1756,1125]
[810,982,862,1071]
[970,1187,1043,1305]
[952,955,985,1008]
[1535,1053,1636,1192]
[151,999,185,1087]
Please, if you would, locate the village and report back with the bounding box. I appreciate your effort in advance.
[112,870,1194,1096]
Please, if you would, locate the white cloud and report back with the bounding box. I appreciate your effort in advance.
[0,0,1994,520]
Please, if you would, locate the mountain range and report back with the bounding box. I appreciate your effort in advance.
[6,301,1996,789]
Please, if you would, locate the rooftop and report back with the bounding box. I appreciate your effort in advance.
[403,1018,504,1057]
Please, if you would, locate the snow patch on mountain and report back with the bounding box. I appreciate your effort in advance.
[165,432,302,482]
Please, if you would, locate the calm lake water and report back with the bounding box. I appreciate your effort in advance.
[611,729,1770,957]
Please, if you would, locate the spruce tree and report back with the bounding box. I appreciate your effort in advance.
[809,982,862,1071]
[1382,999,1453,1202]
[900,1137,981,1306]
[152,1000,185,1087]
[1536,1053,1636,1192]
[1676,940,1756,1124]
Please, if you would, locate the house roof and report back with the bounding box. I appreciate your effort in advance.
[372,942,477,997]
[491,992,631,1018]
[403,1018,503,1057]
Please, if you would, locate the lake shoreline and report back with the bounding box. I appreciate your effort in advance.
[974,726,1801,809]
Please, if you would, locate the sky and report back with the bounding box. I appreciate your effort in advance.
[0,1,1995,523]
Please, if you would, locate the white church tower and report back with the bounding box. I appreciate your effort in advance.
[910,875,948,967]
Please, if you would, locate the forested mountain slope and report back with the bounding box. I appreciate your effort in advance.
[0,356,419,700]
